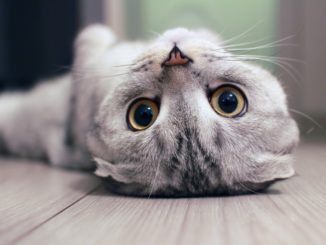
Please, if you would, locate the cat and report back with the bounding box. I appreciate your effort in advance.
[0,25,299,196]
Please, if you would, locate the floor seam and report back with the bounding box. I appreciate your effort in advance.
[12,183,103,244]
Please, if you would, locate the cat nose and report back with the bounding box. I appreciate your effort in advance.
[163,46,192,66]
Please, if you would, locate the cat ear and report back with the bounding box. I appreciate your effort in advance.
[86,127,132,183]
[93,157,111,177]
[93,157,135,184]
[74,24,116,65]
[245,153,295,185]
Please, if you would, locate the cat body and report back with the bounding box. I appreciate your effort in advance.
[0,25,299,196]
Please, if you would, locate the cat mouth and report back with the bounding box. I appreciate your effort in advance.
[162,45,193,67]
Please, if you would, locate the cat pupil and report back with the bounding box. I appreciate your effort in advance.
[134,104,153,126]
[218,91,238,113]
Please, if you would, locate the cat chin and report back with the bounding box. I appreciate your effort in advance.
[93,154,296,197]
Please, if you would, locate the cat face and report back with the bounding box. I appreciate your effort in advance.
[81,26,299,196]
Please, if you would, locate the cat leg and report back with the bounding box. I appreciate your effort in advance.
[0,130,7,154]
[0,93,24,156]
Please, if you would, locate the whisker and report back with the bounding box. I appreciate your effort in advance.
[230,168,261,194]
[230,55,304,83]
[237,182,260,195]
[112,63,136,67]
[214,35,298,60]
[227,43,298,53]
[71,66,130,76]
[221,37,272,49]
[146,30,162,38]
[251,58,300,82]
[147,162,161,198]
[72,72,130,82]
[227,45,294,56]
[220,20,264,46]
[305,127,315,135]
[100,73,130,79]
[289,109,326,134]
[231,54,304,64]
[224,34,296,50]
[221,56,302,86]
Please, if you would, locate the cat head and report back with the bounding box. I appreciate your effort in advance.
[76,25,299,196]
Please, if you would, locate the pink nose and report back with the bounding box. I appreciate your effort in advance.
[163,46,191,66]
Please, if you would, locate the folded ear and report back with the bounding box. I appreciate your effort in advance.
[93,157,136,185]
[74,24,116,66]
[244,153,295,184]
[93,157,114,177]
[232,153,296,192]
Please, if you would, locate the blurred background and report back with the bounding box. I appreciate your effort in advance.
[0,0,325,139]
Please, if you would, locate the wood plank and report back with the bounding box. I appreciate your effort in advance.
[0,158,100,245]
[17,141,326,245]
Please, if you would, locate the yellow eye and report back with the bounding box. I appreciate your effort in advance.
[210,85,247,117]
[127,99,159,131]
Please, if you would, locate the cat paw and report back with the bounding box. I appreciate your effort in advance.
[75,24,116,62]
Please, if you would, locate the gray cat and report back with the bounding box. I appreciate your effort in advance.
[0,25,299,196]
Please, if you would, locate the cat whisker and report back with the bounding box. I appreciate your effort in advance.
[219,37,273,50]
[227,43,298,53]
[231,54,304,64]
[222,34,296,51]
[73,72,130,81]
[214,54,295,64]
[212,57,299,88]
[112,63,136,67]
[100,73,130,79]
[147,161,161,198]
[237,182,260,195]
[213,35,298,61]
[71,66,130,76]
[289,109,326,134]
[232,55,303,82]
[220,56,302,87]
[305,127,315,135]
[246,57,301,84]
[133,55,155,64]
[210,36,300,63]
[227,168,261,195]
[220,20,264,46]
[146,30,163,38]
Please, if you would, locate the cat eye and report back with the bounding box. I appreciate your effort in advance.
[127,98,159,131]
[210,85,247,117]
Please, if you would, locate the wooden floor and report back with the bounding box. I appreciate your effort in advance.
[0,139,326,245]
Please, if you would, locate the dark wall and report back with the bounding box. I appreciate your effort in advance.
[0,0,79,91]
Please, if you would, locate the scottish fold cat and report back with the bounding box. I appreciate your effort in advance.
[0,25,299,196]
